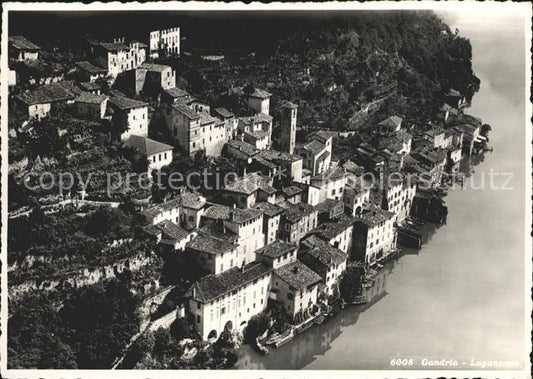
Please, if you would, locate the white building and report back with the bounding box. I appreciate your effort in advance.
[352,207,396,266]
[9,35,41,63]
[246,88,271,115]
[150,27,180,58]
[309,166,347,204]
[123,135,173,172]
[93,39,147,79]
[187,262,272,340]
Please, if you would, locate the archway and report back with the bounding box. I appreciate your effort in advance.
[207,329,218,340]
[355,206,362,216]
[224,320,233,333]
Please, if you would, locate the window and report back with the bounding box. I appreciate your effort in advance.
[196,315,201,323]
[220,263,223,272]
[287,292,294,300]
[221,306,226,315]
[197,302,201,309]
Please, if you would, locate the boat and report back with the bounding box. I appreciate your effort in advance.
[273,329,294,348]
[314,315,325,325]
[264,332,280,345]
[254,337,269,355]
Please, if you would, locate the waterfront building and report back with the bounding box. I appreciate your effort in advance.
[307,213,354,255]
[186,261,272,340]
[379,178,417,223]
[299,235,347,296]
[352,206,396,265]
[9,35,41,63]
[271,261,321,320]
[149,27,180,58]
[107,95,148,141]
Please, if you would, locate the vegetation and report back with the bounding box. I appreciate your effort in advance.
[339,264,366,303]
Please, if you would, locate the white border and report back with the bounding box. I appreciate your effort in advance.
[1,2,531,379]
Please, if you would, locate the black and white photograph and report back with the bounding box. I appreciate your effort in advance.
[1,2,531,377]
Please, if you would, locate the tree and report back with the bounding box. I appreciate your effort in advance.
[84,207,133,241]
[169,317,195,341]
[339,264,365,303]
[243,312,270,344]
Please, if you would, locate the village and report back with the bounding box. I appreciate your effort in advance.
[7,24,491,368]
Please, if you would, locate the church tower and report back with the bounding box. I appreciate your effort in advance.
[279,101,298,154]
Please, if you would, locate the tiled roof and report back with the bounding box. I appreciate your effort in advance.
[214,107,234,119]
[378,115,403,129]
[163,87,189,98]
[257,240,297,259]
[254,201,284,217]
[315,198,344,214]
[123,135,173,156]
[311,166,346,182]
[186,230,236,255]
[224,172,275,195]
[355,206,395,228]
[180,192,206,210]
[281,185,303,197]
[309,214,354,240]
[75,92,108,104]
[99,42,129,51]
[307,129,336,143]
[300,236,346,267]
[274,260,322,290]
[248,88,272,99]
[143,220,191,243]
[139,63,171,72]
[226,139,258,157]
[342,160,365,175]
[15,81,82,105]
[245,129,269,140]
[79,82,101,92]
[280,100,298,109]
[278,201,316,223]
[9,35,41,50]
[203,204,262,224]
[108,96,147,110]
[257,149,302,163]
[297,139,326,154]
[172,103,200,119]
[75,61,107,74]
[142,198,181,219]
[187,262,272,303]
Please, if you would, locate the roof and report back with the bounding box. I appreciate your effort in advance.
[355,206,395,228]
[315,198,344,214]
[297,139,326,154]
[123,135,173,156]
[274,261,322,290]
[163,87,190,98]
[143,220,191,244]
[203,204,262,224]
[75,61,107,74]
[300,236,346,267]
[378,115,403,129]
[278,201,316,223]
[254,201,284,217]
[257,149,302,163]
[214,107,234,119]
[342,160,365,175]
[280,100,298,109]
[142,198,181,219]
[108,96,147,110]
[248,88,272,99]
[75,92,108,104]
[9,35,41,51]
[99,42,129,51]
[139,63,171,72]
[245,129,269,140]
[257,240,297,259]
[311,166,346,183]
[309,214,354,240]
[79,82,101,92]
[307,130,336,143]
[187,262,272,303]
[281,185,303,197]
[180,192,206,210]
[15,81,82,105]
[226,139,259,157]
[172,103,200,119]
[224,172,275,195]
[186,230,235,255]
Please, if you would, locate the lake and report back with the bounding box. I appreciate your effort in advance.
[235,9,527,370]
